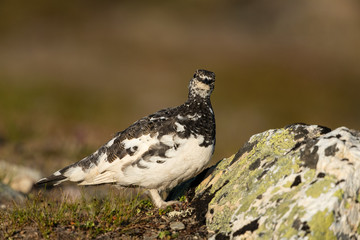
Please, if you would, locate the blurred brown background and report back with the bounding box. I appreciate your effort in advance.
[0,0,359,173]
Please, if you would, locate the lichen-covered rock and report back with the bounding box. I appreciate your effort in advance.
[191,124,360,239]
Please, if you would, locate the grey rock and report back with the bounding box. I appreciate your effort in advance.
[170,221,185,231]
[0,182,24,204]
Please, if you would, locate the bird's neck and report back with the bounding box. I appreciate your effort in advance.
[185,95,213,112]
[187,93,211,103]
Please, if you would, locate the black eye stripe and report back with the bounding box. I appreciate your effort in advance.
[194,77,214,85]
[201,79,213,85]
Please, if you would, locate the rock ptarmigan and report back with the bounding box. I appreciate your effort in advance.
[35,69,216,208]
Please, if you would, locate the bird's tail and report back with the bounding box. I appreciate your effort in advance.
[35,158,102,188]
[35,162,79,187]
[35,172,68,187]
[35,150,117,188]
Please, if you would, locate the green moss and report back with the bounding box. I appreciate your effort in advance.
[308,209,336,240]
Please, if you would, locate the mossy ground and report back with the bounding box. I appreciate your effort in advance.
[0,188,207,239]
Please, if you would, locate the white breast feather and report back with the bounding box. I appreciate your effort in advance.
[119,134,213,190]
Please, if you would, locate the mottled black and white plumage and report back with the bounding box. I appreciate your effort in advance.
[36,69,216,208]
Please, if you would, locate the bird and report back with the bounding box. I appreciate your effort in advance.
[35,69,216,208]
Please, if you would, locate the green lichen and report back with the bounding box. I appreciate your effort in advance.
[215,154,235,171]
[256,202,305,240]
[345,200,351,209]
[280,207,302,239]
[248,206,259,218]
[333,189,344,199]
[265,192,305,238]
[308,209,336,240]
[305,175,335,198]
[303,169,316,181]
[279,207,302,238]
[283,180,295,188]
[206,206,233,233]
[271,186,280,194]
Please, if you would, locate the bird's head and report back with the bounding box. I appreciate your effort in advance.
[188,69,215,99]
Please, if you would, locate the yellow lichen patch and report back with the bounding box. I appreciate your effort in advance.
[333,189,344,199]
[206,206,233,233]
[305,175,335,198]
[283,180,295,188]
[308,209,336,240]
[277,205,304,238]
[271,186,280,194]
[303,169,316,181]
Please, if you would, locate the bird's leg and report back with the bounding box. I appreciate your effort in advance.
[148,189,180,209]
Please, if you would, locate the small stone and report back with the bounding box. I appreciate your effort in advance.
[170,221,185,231]
[0,160,42,194]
